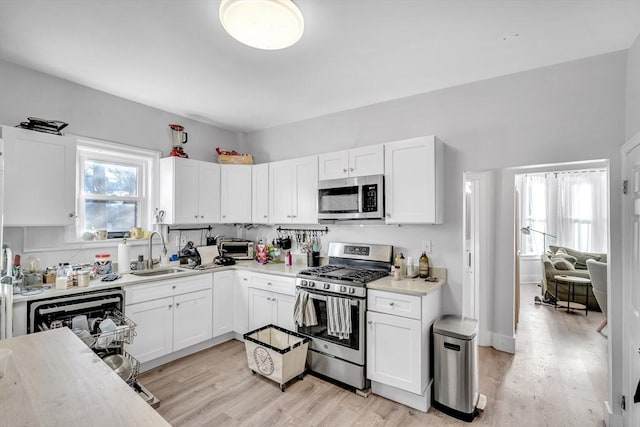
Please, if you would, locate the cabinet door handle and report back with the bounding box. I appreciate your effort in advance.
[195,215,198,219]
[222,215,226,218]
[349,168,354,172]
[263,215,268,218]
[367,320,373,325]
[68,212,75,218]
[168,304,172,309]
[176,302,180,307]
[389,302,395,307]
[243,277,248,281]
[291,215,296,218]
[172,285,176,290]
[267,282,272,287]
[343,168,348,173]
[201,215,204,218]
[386,213,391,218]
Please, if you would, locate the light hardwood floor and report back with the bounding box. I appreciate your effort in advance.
[139,283,607,426]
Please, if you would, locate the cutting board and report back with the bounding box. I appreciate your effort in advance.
[196,245,219,264]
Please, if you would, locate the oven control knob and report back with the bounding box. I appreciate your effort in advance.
[301,280,307,286]
[340,286,347,293]
[324,283,330,290]
[309,281,316,288]
[349,288,355,294]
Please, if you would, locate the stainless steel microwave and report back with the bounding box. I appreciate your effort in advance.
[317,174,384,221]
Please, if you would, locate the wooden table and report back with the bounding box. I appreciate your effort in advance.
[553,275,591,315]
[0,328,170,426]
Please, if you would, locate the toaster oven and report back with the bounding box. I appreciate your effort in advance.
[218,239,254,260]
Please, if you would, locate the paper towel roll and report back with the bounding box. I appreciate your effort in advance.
[118,241,131,273]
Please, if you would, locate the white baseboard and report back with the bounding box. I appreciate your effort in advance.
[371,380,432,412]
[491,332,516,354]
[604,400,622,427]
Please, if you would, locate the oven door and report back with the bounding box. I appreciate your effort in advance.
[296,288,366,365]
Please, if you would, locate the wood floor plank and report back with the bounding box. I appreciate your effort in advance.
[140,283,607,426]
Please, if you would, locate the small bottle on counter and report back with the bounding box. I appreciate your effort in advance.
[285,251,292,267]
[406,256,414,277]
[136,255,145,271]
[392,265,400,281]
[419,252,429,278]
[55,263,71,290]
[400,253,406,277]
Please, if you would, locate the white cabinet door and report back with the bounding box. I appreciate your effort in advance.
[366,310,423,394]
[248,287,275,331]
[318,150,349,180]
[173,158,200,224]
[349,144,384,177]
[292,156,318,224]
[234,272,250,335]
[213,270,235,337]
[173,289,213,351]
[198,161,221,224]
[3,126,76,226]
[125,297,174,363]
[269,160,294,223]
[220,165,251,223]
[384,136,443,224]
[275,293,296,331]
[252,163,269,223]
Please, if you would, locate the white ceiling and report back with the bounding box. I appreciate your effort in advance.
[0,1,639,132]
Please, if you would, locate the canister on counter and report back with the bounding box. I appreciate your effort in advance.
[77,271,90,287]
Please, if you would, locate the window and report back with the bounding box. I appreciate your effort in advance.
[76,140,158,239]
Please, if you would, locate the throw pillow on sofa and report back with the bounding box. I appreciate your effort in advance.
[550,256,575,270]
[554,252,578,266]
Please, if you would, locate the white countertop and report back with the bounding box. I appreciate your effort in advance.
[366,266,447,296]
[0,328,170,426]
[12,261,446,303]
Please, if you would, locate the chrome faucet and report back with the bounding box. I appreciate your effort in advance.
[147,231,168,270]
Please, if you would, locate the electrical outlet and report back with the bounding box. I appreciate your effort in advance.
[423,240,432,254]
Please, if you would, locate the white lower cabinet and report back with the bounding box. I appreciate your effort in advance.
[366,288,441,412]
[125,275,213,363]
[248,288,296,332]
[213,270,235,337]
[234,272,250,335]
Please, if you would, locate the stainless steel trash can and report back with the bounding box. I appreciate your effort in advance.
[433,315,479,422]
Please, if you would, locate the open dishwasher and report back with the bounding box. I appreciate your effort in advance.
[27,288,159,407]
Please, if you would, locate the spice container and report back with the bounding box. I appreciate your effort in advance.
[95,254,112,275]
[77,271,90,287]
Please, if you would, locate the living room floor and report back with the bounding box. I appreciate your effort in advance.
[139,283,607,426]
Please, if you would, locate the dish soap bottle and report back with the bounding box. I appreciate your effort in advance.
[419,252,429,278]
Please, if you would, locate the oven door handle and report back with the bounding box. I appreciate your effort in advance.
[306,292,360,307]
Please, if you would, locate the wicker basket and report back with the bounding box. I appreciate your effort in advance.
[243,324,309,391]
[218,154,254,164]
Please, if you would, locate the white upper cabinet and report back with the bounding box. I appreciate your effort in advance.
[252,163,269,223]
[318,145,384,180]
[269,156,318,224]
[384,136,443,224]
[220,165,252,223]
[160,157,221,225]
[3,126,77,226]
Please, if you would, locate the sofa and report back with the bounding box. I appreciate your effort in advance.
[540,245,607,311]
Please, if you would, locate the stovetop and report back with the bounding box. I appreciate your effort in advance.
[298,265,389,285]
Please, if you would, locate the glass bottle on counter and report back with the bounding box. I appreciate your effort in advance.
[419,252,429,278]
[399,253,406,277]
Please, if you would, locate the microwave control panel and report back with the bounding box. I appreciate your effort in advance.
[362,184,378,212]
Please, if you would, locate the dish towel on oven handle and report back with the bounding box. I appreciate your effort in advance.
[294,290,318,327]
[327,296,352,340]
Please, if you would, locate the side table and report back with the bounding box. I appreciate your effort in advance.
[553,275,591,315]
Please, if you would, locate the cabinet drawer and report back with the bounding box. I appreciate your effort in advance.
[250,273,295,295]
[367,290,421,320]
[125,281,173,305]
[173,274,212,295]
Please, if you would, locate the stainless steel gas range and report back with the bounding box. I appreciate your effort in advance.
[295,242,393,391]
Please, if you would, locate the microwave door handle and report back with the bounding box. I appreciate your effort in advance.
[358,184,364,213]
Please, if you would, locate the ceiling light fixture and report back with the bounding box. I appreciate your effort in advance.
[219,0,304,50]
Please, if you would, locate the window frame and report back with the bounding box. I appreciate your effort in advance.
[75,138,160,240]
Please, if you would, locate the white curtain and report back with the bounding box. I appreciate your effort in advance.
[556,171,608,253]
[521,174,549,254]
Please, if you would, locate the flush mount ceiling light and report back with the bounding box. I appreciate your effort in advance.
[219,0,304,50]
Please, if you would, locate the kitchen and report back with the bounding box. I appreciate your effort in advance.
[0,1,639,426]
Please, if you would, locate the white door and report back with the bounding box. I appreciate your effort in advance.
[125,297,174,363]
[198,162,221,223]
[366,310,422,394]
[462,179,479,320]
[213,271,235,337]
[349,144,384,177]
[274,293,296,331]
[248,288,275,330]
[173,289,213,351]
[318,150,349,180]
[233,272,250,335]
[269,161,293,223]
[3,126,76,226]
[173,158,200,224]
[292,156,318,224]
[220,165,252,223]
[252,164,270,223]
[623,137,640,426]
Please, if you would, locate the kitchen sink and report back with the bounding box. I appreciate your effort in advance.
[131,268,185,277]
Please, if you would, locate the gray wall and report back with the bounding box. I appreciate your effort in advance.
[627,32,640,140]
[243,51,628,343]
[0,59,241,160]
